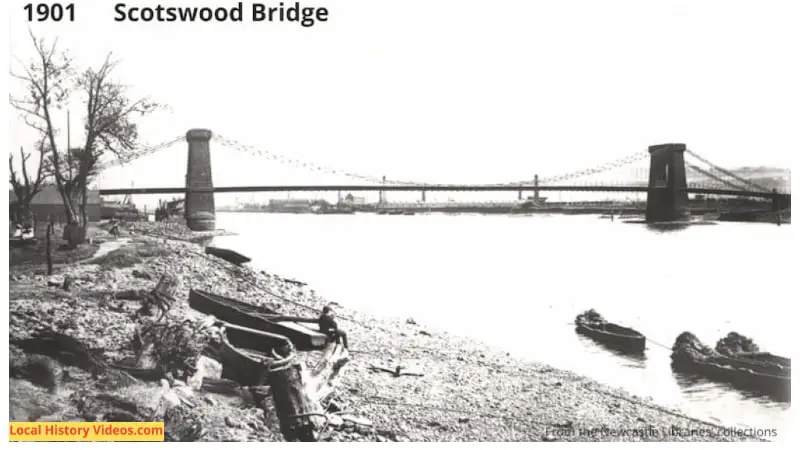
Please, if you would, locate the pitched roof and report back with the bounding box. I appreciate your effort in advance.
[9,185,101,205]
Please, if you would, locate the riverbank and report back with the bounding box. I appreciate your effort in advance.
[8,223,767,442]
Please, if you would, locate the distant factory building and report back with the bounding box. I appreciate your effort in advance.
[343,193,366,205]
[268,198,313,213]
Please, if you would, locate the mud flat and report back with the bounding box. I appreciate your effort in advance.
[8,224,767,442]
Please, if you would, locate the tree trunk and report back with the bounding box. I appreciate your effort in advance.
[80,181,89,227]
[63,223,86,250]
[266,344,350,442]
[18,203,32,228]
[267,362,320,442]
[46,221,53,276]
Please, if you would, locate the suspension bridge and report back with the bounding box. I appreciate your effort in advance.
[96,129,790,230]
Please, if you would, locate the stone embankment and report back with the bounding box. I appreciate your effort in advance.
[8,223,763,442]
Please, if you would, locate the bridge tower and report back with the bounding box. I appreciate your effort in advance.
[645,143,690,223]
[185,129,216,231]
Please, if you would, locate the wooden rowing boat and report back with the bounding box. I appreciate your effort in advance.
[671,332,790,402]
[714,332,791,374]
[188,289,328,351]
[574,309,646,354]
[205,246,252,265]
[218,322,292,386]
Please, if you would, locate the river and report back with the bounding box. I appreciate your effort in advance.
[209,211,792,435]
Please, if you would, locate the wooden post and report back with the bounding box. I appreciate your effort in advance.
[46,220,54,276]
[267,361,320,442]
[266,344,350,442]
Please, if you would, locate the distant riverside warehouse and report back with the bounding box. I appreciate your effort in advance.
[9,186,101,223]
[268,199,313,213]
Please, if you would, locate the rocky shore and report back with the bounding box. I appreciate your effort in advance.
[8,223,764,442]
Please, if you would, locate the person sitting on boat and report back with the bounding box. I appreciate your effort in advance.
[318,305,349,350]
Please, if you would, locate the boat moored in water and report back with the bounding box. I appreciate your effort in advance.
[714,332,790,374]
[671,332,790,402]
[574,309,646,354]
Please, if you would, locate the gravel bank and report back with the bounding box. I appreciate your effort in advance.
[8,226,765,442]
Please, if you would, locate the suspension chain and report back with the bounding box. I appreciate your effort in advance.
[212,134,428,186]
[686,164,750,191]
[686,149,772,193]
[95,132,786,195]
[95,135,184,172]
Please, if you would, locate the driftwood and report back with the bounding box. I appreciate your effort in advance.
[368,364,424,378]
[11,330,141,388]
[114,289,149,301]
[135,274,179,319]
[266,344,350,442]
[201,377,247,396]
[12,329,108,374]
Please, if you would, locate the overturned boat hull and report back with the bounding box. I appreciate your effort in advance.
[205,246,252,266]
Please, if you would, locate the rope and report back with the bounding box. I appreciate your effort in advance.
[646,339,673,351]
[96,135,184,172]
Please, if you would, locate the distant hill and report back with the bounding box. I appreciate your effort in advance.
[729,166,790,192]
[687,166,790,192]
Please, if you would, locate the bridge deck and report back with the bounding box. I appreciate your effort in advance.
[98,185,787,199]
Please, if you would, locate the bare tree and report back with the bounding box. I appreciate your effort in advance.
[9,139,51,224]
[10,31,161,241]
[9,31,74,222]
[71,54,160,225]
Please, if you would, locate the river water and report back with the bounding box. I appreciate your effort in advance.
[209,211,792,435]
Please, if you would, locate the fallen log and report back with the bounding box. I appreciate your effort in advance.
[12,329,108,374]
[11,330,142,389]
[266,343,350,442]
[202,377,247,396]
[113,289,148,301]
[107,363,163,382]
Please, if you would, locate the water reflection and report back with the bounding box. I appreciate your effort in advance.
[617,219,719,233]
[575,333,647,369]
[671,366,791,405]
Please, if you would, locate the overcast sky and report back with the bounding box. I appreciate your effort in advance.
[7,0,794,206]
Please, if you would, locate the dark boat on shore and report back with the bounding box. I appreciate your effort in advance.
[671,332,790,402]
[574,309,646,354]
[218,322,293,386]
[205,246,251,266]
[188,289,327,351]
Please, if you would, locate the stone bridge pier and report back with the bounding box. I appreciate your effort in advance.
[185,129,216,231]
[645,143,690,223]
